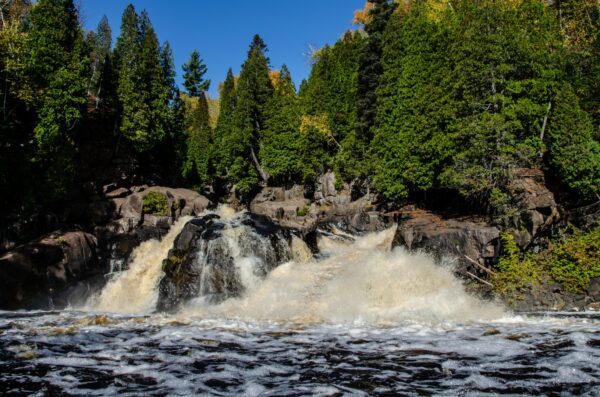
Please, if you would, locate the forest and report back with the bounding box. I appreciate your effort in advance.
[0,0,599,225]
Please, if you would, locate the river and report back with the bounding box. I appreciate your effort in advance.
[0,210,598,396]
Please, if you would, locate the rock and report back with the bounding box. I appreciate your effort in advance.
[105,187,130,199]
[0,230,102,310]
[315,171,337,204]
[250,185,310,225]
[157,212,294,312]
[393,209,500,276]
[507,168,560,248]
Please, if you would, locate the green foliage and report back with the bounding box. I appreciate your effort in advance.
[494,227,600,296]
[260,65,304,184]
[182,50,210,97]
[114,6,171,152]
[546,83,600,200]
[544,227,600,293]
[296,206,309,217]
[143,191,169,216]
[492,232,543,295]
[218,35,273,196]
[182,92,213,187]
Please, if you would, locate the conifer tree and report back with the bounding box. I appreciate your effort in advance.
[372,3,456,200]
[222,35,273,196]
[182,50,210,97]
[547,83,600,200]
[355,0,395,143]
[181,50,213,187]
[87,15,113,109]
[28,0,87,199]
[213,68,236,176]
[260,65,303,184]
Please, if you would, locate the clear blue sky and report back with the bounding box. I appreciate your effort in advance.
[80,0,364,97]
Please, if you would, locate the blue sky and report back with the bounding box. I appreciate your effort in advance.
[80,1,364,97]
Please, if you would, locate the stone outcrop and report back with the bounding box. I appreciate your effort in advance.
[392,209,500,279]
[250,175,390,234]
[0,185,212,310]
[104,185,211,234]
[157,212,296,312]
[506,168,560,248]
[0,230,101,309]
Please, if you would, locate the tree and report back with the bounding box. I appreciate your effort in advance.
[27,0,88,199]
[221,34,273,197]
[546,83,600,200]
[87,15,112,109]
[115,6,170,152]
[372,2,456,200]
[355,0,395,145]
[213,68,236,176]
[260,65,303,184]
[182,91,212,186]
[182,50,210,97]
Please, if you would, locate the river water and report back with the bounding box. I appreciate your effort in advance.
[1,212,599,396]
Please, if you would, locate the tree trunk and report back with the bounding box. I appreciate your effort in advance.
[250,146,269,182]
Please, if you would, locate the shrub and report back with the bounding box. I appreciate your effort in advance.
[143,191,169,216]
[296,206,309,217]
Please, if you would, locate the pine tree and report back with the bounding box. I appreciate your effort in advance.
[355,0,395,143]
[28,0,88,199]
[182,92,212,186]
[547,83,600,200]
[213,68,236,176]
[260,65,303,184]
[372,3,456,200]
[182,50,210,97]
[115,6,170,152]
[87,15,112,109]
[180,49,213,187]
[222,34,273,197]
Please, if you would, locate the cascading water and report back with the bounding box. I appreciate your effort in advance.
[88,216,192,313]
[2,207,598,396]
[182,226,506,324]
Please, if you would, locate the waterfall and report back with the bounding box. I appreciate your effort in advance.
[89,207,505,323]
[183,226,506,324]
[89,216,192,313]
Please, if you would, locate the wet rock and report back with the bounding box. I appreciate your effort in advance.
[392,209,500,276]
[0,231,101,310]
[157,212,295,312]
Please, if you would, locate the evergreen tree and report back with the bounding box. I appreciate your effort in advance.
[28,0,88,199]
[115,6,170,152]
[547,83,600,200]
[300,31,364,180]
[87,15,112,109]
[180,49,213,187]
[213,68,236,176]
[372,3,456,200]
[182,50,210,97]
[355,0,395,144]
[182,92,212,186]
[222,35,273,197]
[260,65,303,184]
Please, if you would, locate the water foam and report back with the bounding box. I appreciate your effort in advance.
[183,226,506,324]
[89,216,192,313]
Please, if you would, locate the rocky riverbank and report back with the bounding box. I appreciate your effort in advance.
[1,168,598,312]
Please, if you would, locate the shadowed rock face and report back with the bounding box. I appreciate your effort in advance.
[0,231,101,309]
[157,213,295,312]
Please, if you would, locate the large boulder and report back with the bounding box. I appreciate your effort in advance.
[157,212,297,312]
[393,210,500,278]
[105,185,211,234]
[0,231,102,309]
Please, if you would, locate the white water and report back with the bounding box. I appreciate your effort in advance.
[183,227,506,324]
[89,216,192,313]
[87,206,506,324]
